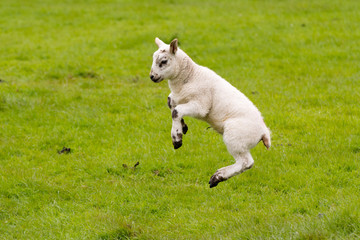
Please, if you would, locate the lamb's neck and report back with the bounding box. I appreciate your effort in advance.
[168,55,197,93]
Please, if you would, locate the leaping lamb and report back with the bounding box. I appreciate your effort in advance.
[150,38,271,188]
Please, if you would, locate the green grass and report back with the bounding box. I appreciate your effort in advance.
[1,0,360,239]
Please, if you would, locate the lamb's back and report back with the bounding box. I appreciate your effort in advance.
[200,67,263,133]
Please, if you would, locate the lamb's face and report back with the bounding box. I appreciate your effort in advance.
[150,38,179,83]
[150,49,175,83]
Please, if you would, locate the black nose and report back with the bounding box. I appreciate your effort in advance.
[150,75,154,80]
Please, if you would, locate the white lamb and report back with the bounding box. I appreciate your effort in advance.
[150,38,271,188]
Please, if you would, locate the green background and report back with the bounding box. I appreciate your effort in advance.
[1,0,359,239]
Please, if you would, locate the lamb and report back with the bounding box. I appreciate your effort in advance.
[150,38,271,188]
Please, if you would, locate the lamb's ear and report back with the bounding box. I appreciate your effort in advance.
[155,37,165,48]
[170,39,178,54]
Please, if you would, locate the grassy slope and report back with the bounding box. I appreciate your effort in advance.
[0,0,360,239]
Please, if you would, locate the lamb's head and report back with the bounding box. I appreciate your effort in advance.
[150,37,179,83]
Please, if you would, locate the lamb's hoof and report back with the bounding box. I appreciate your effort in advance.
[173,140,182,149]
[209,173,225,188]
[182,124,188,135]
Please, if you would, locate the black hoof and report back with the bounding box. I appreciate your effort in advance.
[173,140,182,149]
[209,173,225,188]
[209,181,219,188]
[182,124,188,135]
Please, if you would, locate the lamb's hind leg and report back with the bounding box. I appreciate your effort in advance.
[209,118,264,187]
[209,152,254,188]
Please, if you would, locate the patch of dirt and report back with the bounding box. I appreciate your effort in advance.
[58,147,71,154]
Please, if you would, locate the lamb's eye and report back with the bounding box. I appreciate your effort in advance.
[159,60,168,67]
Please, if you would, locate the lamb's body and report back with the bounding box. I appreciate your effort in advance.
[150,38,270,188]
[170,61,263,134]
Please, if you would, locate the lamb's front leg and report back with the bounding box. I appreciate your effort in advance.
[168,95,188,134]
[171,101,208,149]
[171,116,184,149]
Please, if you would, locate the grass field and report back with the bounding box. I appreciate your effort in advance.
[1,0,360,239]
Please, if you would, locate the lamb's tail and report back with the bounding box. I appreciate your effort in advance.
[261,127,271,150]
